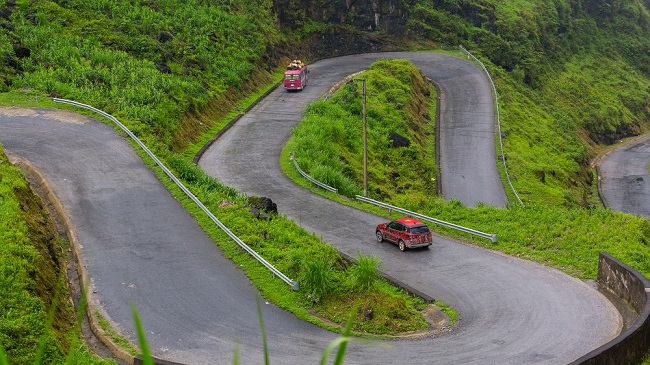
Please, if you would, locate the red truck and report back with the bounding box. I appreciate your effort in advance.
[283,60,309,91]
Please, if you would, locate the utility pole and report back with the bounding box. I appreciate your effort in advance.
[362,79,368,197]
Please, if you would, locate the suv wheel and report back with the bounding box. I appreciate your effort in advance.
[398,240,406,252]
[376,231,384,242]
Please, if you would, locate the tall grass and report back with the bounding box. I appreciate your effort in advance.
[351,254,381,291]
[301,259,333,302]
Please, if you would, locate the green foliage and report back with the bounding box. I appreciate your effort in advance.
[168,153,242,200]
[403,195,650,280]
[3,0,650,361]
[281,57,650,284]
[408,0,650,87]
[540,54,650,144]
[0,345,7,365]
[2,0,280,147]
[135,143,430,336]
[490,49,650,206]
[316,288,428,335]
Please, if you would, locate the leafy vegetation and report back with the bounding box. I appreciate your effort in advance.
[495,53,650,206]
[1,0,281,150]
[406,0,650,205]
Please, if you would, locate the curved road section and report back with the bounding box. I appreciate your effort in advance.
[198,52,619,363]
[0,52,618,365]
[599,135,650,217]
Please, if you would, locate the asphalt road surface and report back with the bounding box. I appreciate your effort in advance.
[599,134,650,217]
[0,52,620,365]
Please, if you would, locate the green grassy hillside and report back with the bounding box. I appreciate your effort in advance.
[287,59,437,199]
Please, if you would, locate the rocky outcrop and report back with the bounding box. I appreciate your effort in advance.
[273,0,413,35]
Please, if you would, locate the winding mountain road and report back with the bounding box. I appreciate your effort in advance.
[0,52,621,364]
[197,52,619,363]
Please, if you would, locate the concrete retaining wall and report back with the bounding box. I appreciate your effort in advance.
[571,252,650,365]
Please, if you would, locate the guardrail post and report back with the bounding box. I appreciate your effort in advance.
[291,281,300,291]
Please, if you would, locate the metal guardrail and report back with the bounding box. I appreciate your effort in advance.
[459,45,523,205]
[292,153,338,193]
[53,98,299,291]
[356,195,497,243]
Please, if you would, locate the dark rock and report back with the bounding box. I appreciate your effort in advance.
[388,131,410,148]
[12,44,30,58]
[0,8,11,19]
[157,31,173,43]
[247,196,277,220]
[358,306,374,321]
[156,62,172,74]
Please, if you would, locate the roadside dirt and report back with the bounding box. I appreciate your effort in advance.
[308,303,454,341]
[0,106,92,124]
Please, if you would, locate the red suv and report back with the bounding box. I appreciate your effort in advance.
[376,217,433,252]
